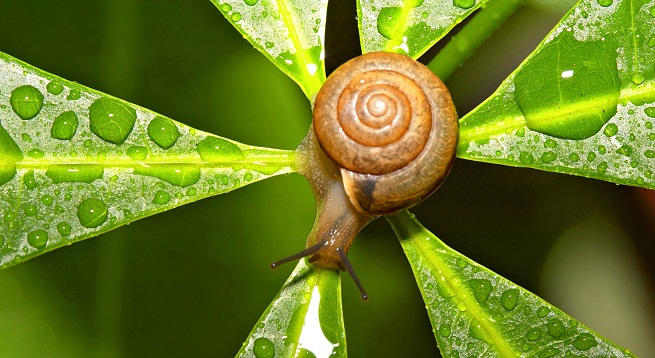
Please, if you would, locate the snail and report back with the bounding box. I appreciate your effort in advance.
[271,52,459,300]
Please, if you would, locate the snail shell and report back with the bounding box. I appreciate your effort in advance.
[313,52,459,215]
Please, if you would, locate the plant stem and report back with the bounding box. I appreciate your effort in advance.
[428,0,526,82]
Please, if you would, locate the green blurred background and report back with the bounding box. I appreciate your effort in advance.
[0,0,653,357]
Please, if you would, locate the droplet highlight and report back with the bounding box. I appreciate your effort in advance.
[153,191,170,205]
[253,337,275,358]
[147,116,180,149]
[501,289,519,311]
[196,136,245,162]
[77,198,108,228]
[89,97,137,145]
[27,230,48,249]
[10,85,44,120]
[57,222,72,236]
[51,111,79,140]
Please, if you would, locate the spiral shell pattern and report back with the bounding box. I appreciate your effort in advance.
[313,52,458,215]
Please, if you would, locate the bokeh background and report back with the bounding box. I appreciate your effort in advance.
[0,0,653,357]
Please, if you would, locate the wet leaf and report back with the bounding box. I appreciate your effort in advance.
[211,0,327,100]
[0,52,295,268]
[388,211,634,358]
[237,260,346,358]
[357,0,491,59]
[458,0,655,189]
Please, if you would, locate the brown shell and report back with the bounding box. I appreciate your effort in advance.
[313,52,459,215]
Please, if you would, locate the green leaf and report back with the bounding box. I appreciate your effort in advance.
[211,0,328,101]
[0,51,296,268]
[357,0,491,59]
[458,0,655,189]
[237,259,346,358]
[387,211,634,358]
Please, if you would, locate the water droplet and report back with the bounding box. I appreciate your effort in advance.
[244,0,258,5]
[41,194,53,206]
[89,97,137,145]
[572,333,597,351]
[4,212,15,223]
[244,172,254,182]
[57,222,72,236]
[569,153,580,162]
[632,72,645,85]
[134,165,200,187]
[376,7,402,39]
[544,139,558,148]
[67,89,81,100]
[597,0,613,6]
[186,187,197,196]
[539,347,560,358]
[147,116,180,149]
[153,191,170,205]
[546,318,565,338]
[537,306,549,318]
[10,85,44,120]
[519,151,535,164]
[46,165,104,183]
[28,149,45,158]
[439,324,451,338]
[47,81,64,95]
[598,145,606,155]
[644,107,655,118]
[646,121,653,129]
[51,111,79,140]
[456,258,468,268]
[253,337,275,358]
[617,145,633,156]
[453,0,475,9]
[197,136,245,162]
[23,171,37,190]
[220,3,232,12]
[526,328,541,341]
[501,289,519,311]
[127,146,148,160]
[27,230,48,249]
[514,32,620,140]
[468,279,492,304]
[469,320,492,343]
[597,161,608,174]
[265,41,274,49]
[540,151,556,163]
[587,151,596,161]
[25,204,37,216]
[231,12,242,22]
[77,198,108,228]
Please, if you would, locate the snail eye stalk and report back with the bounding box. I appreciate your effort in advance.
[338,249,368,301]
[270,242,323,270]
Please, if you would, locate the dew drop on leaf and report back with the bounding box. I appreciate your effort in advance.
[46,165,104,183]
[57,222,72,236]
[89,97,137,145]
[27,230,48,249]
[51,111,79,140]
[514,32,620,140]
[597,161,608,174]
[519,151,535,164]
[536,306,549,318]
[456,258,468,268]
[597,0,613,6]
[152,191,170,205]
[644,107,655,118]
[186,187,197,196]
[4,212,15,223]
[253,337,275,358]
[469,320,492,344]
[28,149,45,158]
[526,328,541,341]
[571,333,598,351]
[587,151,596,161]
[25,204,37,216]
[10,85,44,120]
[617,145,633,156]
[500,289,519,311]
[133,165,200,187]
[453,0,475,9]
[244,0,258,5]
[376,7,402,39]
[220,3,232,12]
[127,146,148,160]
[231,12,242,22]
[645,149,655,158]
[438,324,451,338]
[467,279,492,304]
[196,136,245,162]
[23,171,37,190]
[540,151,556,163]
[540,347,560,358]
[41,194,53,206]
[546,318,566,338]
[147,116,180,149]
[46,81,64,95]
[67,89,81,101]
[569,153,580,162]
[598,145,606,155]
[632,71,645,85]
[77,198,108,228]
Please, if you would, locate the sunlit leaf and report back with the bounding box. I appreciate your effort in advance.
[388,211,634,358]
[458,0,655,189]
[0,52,295,268]
[357,0,491,59]
[211,0,328,101]
[237,259,346,358]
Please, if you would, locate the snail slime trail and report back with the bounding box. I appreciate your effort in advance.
[271,52,459,300]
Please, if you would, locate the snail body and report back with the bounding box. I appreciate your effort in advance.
[272,52,458,299]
